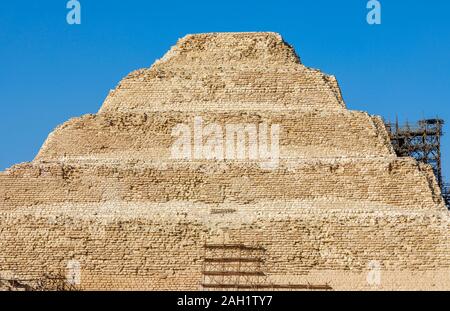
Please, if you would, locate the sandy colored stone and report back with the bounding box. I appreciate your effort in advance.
[0,32,449,290]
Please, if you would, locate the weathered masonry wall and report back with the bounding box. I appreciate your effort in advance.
[0,32,449,290]
[0,158,444,210]
[0,204,448,290]
[36,112,394,161]
[100,33,346,114]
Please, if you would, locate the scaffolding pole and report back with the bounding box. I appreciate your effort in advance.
[385,118,449,207]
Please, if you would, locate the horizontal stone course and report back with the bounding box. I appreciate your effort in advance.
[36,111,394,161]
[0,32,449,290]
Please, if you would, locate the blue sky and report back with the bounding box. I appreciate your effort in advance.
[1,1,450,178]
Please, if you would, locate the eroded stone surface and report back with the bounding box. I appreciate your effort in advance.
[0,32,449,290]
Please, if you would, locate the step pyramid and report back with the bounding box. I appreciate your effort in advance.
[0,32,449,290]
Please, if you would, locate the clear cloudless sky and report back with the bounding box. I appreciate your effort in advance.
[1,1,450,177]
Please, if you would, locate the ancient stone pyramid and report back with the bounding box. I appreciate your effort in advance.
[1,32,449,290]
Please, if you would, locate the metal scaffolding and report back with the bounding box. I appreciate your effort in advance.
[201,241,332,291]
[201,243,268,290]
[442,183,450,207]
[385,118,450,207]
